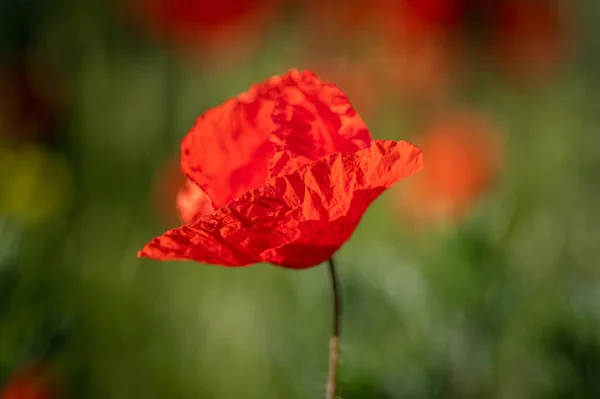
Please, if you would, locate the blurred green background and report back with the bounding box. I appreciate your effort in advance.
[1,0,600,397]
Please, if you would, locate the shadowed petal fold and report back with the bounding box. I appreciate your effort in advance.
[180,79,277,210]
[176,179,215,224]
[268,70,372,177]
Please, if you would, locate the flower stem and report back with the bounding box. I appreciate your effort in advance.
[326,257,342,399]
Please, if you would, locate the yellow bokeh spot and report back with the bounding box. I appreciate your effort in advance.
[0,142,72,223]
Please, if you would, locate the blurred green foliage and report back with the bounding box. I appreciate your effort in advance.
[1,0,600,398]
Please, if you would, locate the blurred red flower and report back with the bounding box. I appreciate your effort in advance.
[302,0,463,39]
[139,69,423,268]
[490,0,572,83]
[0,57,67,143]
[0,364,57,399]
[376,0,465,100]
[302,0,378,41]
[131,0,281,59]
[399,109,502,223]
[384,0,465,29]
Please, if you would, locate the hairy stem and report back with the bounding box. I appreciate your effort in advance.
[326,257,342,399]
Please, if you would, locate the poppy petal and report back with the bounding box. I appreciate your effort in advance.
[138,139,423,268]
[268,70,372,178]
[180,83,277,210]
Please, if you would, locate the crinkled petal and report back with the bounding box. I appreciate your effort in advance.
[138,140,423,268]
[268,70,372,178]
[180,69,371,210]
[176,179,215,224]
[180,75,283,210]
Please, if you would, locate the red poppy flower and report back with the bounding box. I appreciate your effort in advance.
[138,69,423,268]
[1,364,56,399]
[398,109,502,223]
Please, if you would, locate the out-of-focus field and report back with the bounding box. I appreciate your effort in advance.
[1,1,600,398]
